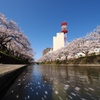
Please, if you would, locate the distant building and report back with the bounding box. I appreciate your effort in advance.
[53,32,64,51]
[89,48,100,55]
[42,48,53,56]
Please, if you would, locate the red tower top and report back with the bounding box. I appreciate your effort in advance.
[61,22,67,26]
[61,22,68,34]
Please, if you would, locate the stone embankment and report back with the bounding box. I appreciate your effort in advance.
[66,64,100,67]
[0,64,27,99]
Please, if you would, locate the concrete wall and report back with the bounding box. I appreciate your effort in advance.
[0,65,26,99]
[53,32,64,51]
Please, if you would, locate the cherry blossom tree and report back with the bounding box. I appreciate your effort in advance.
[0,13,34,63]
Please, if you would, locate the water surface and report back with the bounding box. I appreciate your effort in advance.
[2,64,100,100]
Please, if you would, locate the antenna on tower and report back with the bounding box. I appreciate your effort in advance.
[61,21,68,45]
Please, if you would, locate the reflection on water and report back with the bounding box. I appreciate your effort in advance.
[2,64,100,100]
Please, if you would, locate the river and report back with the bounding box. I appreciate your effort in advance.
[2,64,100,100]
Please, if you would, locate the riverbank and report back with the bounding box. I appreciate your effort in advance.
[62,64,100,67]
[0,64,27,99]
[41,63,100,67]
[40,54,100,65]
[68,54,100,64]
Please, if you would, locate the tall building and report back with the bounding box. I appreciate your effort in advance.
[53,32,64,51]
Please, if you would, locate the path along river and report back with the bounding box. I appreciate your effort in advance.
[2,64,100,100]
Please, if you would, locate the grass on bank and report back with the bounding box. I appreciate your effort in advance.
[0,50,29,64]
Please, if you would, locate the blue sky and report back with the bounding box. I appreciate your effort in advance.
[0,0,100,61]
